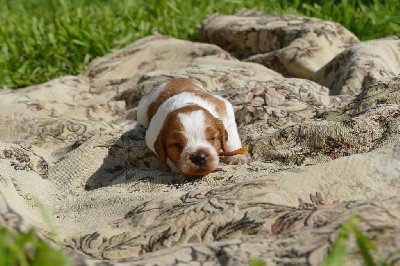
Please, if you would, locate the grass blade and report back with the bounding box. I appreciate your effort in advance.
[321,216,360,266]
[353,227,377,266]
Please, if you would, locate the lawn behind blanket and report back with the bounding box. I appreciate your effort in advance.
[0,0,399,89]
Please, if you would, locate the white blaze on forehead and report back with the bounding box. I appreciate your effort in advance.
[178,110,219,174]
[178,110,206,142]
[178,110,217,159]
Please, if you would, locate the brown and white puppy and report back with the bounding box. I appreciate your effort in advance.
[137,78,249,176]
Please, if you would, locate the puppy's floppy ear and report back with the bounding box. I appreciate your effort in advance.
[216,119,229,152]
[154,134,167,163]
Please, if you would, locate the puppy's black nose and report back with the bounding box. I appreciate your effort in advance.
[190,154,207,166]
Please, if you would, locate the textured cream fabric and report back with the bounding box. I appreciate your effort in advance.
[1,12,400,265]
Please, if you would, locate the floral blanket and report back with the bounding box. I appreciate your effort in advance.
[0,11,399,265]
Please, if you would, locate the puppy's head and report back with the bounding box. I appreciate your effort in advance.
[154,105,228,176]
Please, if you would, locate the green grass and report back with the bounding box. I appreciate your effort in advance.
[0,227,71,266]
[0,199,71,265]
[322,215,390,266]
[0,0,399,88]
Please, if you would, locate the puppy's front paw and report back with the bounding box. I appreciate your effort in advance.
[220,152,251,165]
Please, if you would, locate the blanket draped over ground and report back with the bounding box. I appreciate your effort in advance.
[1,11,400,265]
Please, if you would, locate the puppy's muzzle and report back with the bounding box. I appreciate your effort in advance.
[190,154,207,167]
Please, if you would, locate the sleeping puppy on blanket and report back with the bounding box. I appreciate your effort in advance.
[137,78,250,176]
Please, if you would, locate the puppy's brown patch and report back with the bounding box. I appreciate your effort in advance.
[204,111,228,152]
[147,79,227,121]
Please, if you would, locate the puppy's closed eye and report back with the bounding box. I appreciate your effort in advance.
[174,142,184,149]
[208,135,218,142]
[167,141,184,149]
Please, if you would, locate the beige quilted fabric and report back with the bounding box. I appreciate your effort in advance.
[0,11,399,266]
